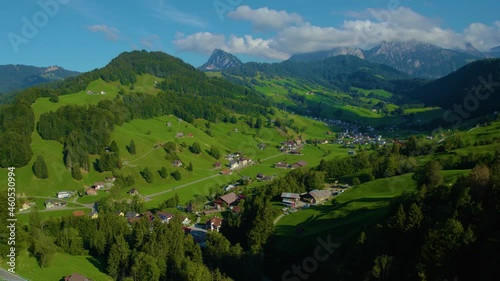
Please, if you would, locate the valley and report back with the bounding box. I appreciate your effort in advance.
[0,49,499,281]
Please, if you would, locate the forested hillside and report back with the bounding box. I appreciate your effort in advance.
[0,65,79,94]
[0,50,271,169]
[408,59,500,119]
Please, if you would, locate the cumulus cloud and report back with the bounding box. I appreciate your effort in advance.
[86,24,120,41]
[174,6,500,61]
[228,6,303,31]
[174,32,289,60]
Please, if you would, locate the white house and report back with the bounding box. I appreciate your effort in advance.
[57,191,72,199]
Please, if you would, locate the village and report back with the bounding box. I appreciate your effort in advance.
[16,128,362,250]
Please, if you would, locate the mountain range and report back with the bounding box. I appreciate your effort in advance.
[0,65,79,94]
[200,41,500,79]
[288,40,500,78]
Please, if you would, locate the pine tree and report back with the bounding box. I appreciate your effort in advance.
[394,204,406,231]
[189,142,201,154]
[109,140,119,153]
[159,167,168,178]
[171,170,182,181]
[141,167,153,183]
[405,203,423,231]
[32,155,49,179]
[71,164,83,181]
[107,236,130,279]
[128,139,136,154]
[187,162,193,172]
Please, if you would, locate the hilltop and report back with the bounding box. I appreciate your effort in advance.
[198,49,243,71]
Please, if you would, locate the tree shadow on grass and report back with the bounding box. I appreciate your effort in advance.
[86,256,107,274]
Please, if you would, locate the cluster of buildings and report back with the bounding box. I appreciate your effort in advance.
[280,189,340,207]
[279,139,304,154]
[225,153,252,170]
[85,178,115,196]
[332,130,387,147]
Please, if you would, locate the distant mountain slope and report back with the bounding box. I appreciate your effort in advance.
[288,47,364,62]
[365,41,481,79]
[487,46,500,58]
[408,58,500,119]
[286,40,483,78]
[0,64,79,94]
[198,49,243,71]
[224,55,410,92]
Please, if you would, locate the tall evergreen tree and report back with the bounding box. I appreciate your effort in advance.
[141,167,154,183]
[71,164,83,181]
[128,139,136,154]
[32,155,48,179]
[109,140,119,153]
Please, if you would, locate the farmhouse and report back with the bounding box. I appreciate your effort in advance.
[126,211,139,219]
[88,211,99,219]
[85,188,97,196]
[213,162,221,168]
[275,161,289,169]
[57,191,72,199]
[215,192,239,207]
[180,216,191,226]
[290,160,308,169]
[45,200,55,209]
[239,157,250,166]
[229,160,239,170]
[206,217,223,232]
[220,169,232,175]
[157,212,174,224]
[172,160,183,167]
[281,192,301,207]
[175,132,184,138]
[127,188,139,195]
[19,202,32,211]
[225,184,236,192]
[93,182,105,190]
[302,189,332,204]
[143,211,154,221]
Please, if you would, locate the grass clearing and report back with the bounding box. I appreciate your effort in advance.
[15,250,112,281]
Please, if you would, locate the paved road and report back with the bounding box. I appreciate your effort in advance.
[0,268,28,281]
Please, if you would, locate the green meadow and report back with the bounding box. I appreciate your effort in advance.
[15,250,112,281]
[272,169,470,255]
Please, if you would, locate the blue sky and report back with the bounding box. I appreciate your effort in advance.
[1,0,499,72]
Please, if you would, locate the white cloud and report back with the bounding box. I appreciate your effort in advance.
[175,6,500,60]
[174,32,226,54]
[228,6,303,31]
[174,32,289,60]
[86,25,120,41]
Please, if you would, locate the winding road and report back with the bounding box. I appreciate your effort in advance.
[0,268,28,281]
